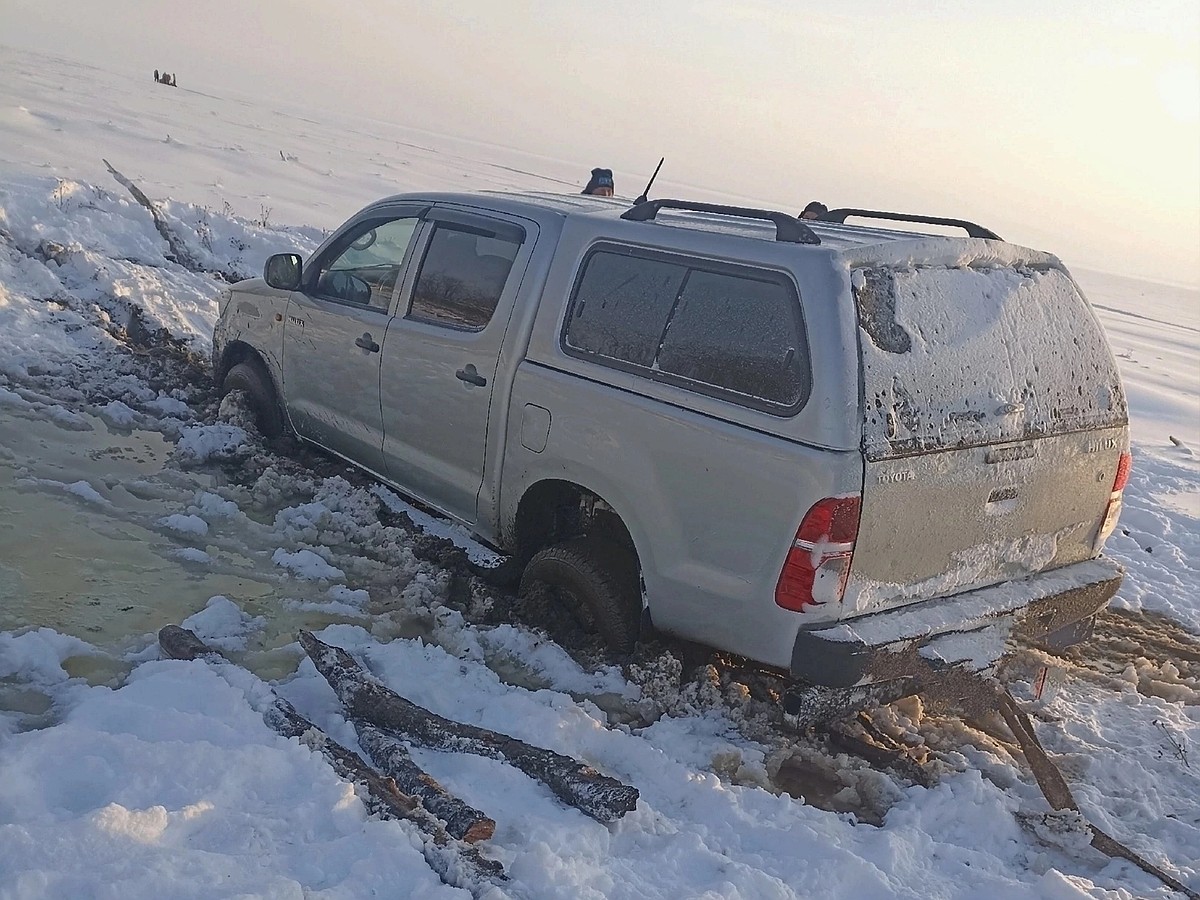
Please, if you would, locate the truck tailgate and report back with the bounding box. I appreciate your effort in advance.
[844,263,1127,618]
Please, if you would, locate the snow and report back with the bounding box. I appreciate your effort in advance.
[99,399,138,429]
[17,475,115,509]
[475,625,637,699]
[280,586,373,619]
[157,513,209,536]
[919,623,1012,670]
[180,596,264,652]
[834,559,1125,646]
[327,586,370,608]
[281,597,370,619]
[841,235,1061,273]
[0,663,453,899]
[170,547,212,565]
[272,548,346,582]
[64,480,107,505]
[186,490,241,520]
[0,44,1197,900]
[845,529,1064,616]
[0,629,102,684]
[173,424,251,464]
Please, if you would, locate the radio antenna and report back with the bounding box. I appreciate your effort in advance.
[633,157,665,205]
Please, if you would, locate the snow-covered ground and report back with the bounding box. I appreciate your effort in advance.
[1,46,1198,900]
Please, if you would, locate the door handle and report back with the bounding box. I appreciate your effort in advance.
[455,364,487,387]
[355,332,380,353]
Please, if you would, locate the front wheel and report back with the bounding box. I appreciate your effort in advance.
[221,360,284,438]
[519,536,642,655]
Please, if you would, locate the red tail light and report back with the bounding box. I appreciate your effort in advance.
[1095,450,1132,552]
[1112,451,1132,492]
[775,495,862,612]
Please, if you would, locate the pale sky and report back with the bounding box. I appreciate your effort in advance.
[5,0,1199,285]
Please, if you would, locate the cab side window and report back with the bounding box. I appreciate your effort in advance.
[313,217,420,309]
[564,251,685,366]
[408,217,525,331]
[563,246,811,414]
[656,269,807,407]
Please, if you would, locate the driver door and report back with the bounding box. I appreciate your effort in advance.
[282,208,423,474]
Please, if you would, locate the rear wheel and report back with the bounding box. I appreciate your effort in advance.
[519,536,642,655]
[221,360,284,438]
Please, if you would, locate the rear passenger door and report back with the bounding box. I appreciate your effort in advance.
[379,208,536,523]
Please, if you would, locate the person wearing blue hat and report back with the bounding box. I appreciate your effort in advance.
[581,168,615,197]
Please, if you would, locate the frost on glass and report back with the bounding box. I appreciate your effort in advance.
[656,269,806,406]
[566,252,685,366]
[854,264,1127,458]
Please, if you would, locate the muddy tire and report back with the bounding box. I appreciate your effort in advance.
[519,537,642,655]
[468,555,524,588]
[222,360,284,438]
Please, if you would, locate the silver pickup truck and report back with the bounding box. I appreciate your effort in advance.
[213,193,1129,722]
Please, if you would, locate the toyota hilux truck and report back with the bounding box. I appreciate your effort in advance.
[213,194,1129,723]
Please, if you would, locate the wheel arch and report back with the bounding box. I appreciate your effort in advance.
[507,478,647,612]
[215,340,269,384]
[216,341,291,436]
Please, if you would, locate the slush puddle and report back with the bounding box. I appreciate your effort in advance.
[0,405,387,725]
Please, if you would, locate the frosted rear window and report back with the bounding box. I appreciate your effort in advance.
[854,265,1127,457]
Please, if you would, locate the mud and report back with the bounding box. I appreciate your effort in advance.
[1054,607,1200,704]
[646,604,1200,825]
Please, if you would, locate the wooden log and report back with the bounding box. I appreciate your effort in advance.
[298,630,640,823]
[356,723,495,843]
[262,696,429,826]
[157,626,506,889]
[158,623,221,662]
[102,159,203,273]
[994,687,1199,900]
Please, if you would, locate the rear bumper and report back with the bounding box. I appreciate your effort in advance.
[789,557,1123,690]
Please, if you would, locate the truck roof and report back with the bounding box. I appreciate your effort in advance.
[373,190,1060,270]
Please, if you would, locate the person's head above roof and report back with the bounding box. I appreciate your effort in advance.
[582,168,615,197]
[800,201,828,220]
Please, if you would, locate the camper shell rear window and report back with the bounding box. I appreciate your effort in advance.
[561,244,811,415]
[853,263,1128,458]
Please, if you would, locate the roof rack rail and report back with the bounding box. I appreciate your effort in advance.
[622,199,821,245]
[818,208,1002,241]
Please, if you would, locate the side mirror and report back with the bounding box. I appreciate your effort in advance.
[264,253,303,290]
